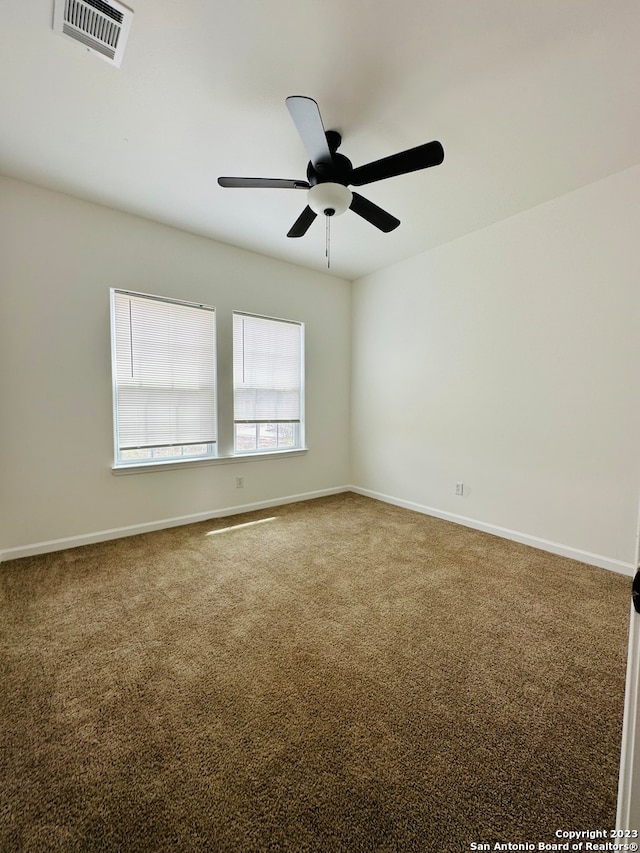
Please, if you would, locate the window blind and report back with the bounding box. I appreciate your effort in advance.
[112,290,217,452]
[233,313,302,424]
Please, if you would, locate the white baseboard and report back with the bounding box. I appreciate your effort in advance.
[349,486,636,577]
[0,486,350,563]
[3,485,635,576]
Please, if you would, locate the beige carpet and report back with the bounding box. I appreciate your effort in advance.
[0,492,630,851]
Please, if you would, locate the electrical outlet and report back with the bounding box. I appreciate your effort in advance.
[455,482,464,496]
[236,476,244,489]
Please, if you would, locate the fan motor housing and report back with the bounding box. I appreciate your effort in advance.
[307,152,353,188]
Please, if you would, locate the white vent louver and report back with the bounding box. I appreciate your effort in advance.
[53,0,133,67]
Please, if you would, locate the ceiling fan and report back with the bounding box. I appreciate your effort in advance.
[218,96,444,239]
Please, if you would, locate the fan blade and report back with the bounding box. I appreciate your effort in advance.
[218,177,309,189]
[287,206,317,238]
[350,141,444,186]
[286,96,333,169]
[349,192,400,232]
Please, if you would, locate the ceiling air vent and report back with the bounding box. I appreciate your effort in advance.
[53,0,133,67]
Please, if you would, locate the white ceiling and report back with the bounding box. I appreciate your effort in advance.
[1,0,638,280]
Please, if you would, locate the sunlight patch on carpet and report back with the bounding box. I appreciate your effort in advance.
[205,516,278,536]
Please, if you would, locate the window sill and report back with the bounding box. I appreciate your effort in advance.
[111,447,309,475]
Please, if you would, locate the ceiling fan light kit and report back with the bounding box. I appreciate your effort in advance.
[307,182,352,217]
[218,95,444,265]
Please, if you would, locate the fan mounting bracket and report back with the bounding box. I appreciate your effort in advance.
[325,130,342,153]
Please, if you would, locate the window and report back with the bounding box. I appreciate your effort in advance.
[110,294,305,468]
[111,290,217,466]
[233,312,304,453]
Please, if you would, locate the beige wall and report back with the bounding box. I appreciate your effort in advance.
[3,166,640,572]
[351,165,640,571]
[0,176,352,556]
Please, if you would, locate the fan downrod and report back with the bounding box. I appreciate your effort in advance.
[325,130,342,153]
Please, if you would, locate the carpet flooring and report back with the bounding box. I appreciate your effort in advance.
[0,492,631,851]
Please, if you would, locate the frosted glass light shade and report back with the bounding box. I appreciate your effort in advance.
[307,182,353,216]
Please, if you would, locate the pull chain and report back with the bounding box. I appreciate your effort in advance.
[325,214,331,269]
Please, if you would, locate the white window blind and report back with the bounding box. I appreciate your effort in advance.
[112,290,217,460]
[233,313,303,425]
